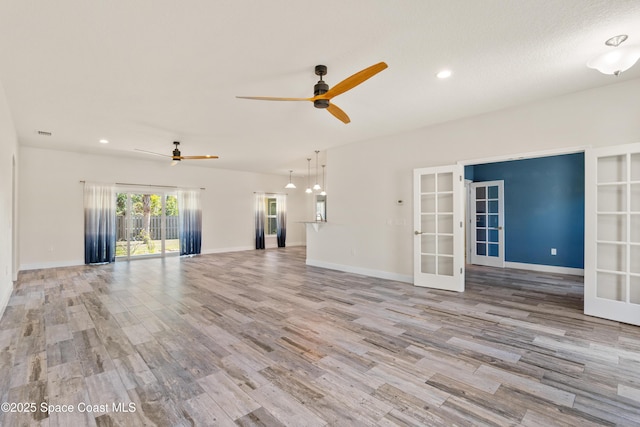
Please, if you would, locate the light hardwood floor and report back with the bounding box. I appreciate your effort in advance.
[1,247,640,426]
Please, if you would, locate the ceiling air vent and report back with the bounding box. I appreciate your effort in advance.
[37,130,52,136]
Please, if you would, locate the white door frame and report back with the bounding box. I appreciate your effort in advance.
[465,179,472,263]
[459,143,640,326]
[457,147,588,169]
[458,146,587,270]
[456,146,640,326]
[12,155,18,282]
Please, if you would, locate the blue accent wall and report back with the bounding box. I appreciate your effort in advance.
[465,153,584,269]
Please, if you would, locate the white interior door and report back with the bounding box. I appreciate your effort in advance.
[585,142,640,326]
[413,165,465,291]
[469,180,505,268]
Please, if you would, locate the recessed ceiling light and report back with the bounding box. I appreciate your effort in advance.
[436,70,452,79]
[99,139,109,144]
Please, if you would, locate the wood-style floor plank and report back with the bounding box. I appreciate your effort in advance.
[1,247,639,426]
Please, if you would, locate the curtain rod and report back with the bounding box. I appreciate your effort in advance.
[80,181,205,190]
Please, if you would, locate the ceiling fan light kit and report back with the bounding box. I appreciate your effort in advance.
[587,34,640,76]
[236,62,388,124]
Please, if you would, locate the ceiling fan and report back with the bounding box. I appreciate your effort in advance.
[135,141,219,166]
[236,62,388,124]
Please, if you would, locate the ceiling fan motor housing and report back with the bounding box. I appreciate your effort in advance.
[313,65,330,109]
[172,141,181,159]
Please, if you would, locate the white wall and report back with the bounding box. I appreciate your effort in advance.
[308,77,640,282]
[19,147,309,269]
[0,79,18,317]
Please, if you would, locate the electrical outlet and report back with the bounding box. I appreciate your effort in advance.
[551,248,557,256]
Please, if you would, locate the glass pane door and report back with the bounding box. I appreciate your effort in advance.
[165,194,179,253]
[470,180,505,267]
[116,191,177,259]
[413,165,464,291]
[585,143,640,326]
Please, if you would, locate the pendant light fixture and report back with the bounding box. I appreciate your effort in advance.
[305,158,312,194]
[285,170,296,189]
[587,34,640,76]
[313,150,321,191]
[320,164,327,196]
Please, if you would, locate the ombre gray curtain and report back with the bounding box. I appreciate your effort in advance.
[178,189,202,256]
[276,194,287,247]
[84,183,116,264]
[255,193,266,249]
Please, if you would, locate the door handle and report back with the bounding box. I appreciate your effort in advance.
[414,231,424,235]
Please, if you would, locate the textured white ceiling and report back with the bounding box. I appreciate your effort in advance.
[1,0,639,175]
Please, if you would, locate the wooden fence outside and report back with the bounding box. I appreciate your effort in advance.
[116,216,179,240]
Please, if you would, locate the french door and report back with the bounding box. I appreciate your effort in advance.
[413,165,465,291]
[585,143,640,326]
[469,180,505,267]
[116,192,179,259]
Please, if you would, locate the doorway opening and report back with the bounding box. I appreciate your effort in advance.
[416,144,640,326]
[462,151,585,276]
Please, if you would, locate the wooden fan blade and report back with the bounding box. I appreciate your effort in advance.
[180,155,219,160]
[326,103,351,124]
[236,96,312,102]
[321,62,387,100]
[134,148,171,158]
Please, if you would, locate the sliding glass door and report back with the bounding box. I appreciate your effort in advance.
[116,191,179,259]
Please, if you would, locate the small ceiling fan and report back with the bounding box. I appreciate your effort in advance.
[236,62,388,124]
[135,141,219,166]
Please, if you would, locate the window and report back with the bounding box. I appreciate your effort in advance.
[266,197,277,235]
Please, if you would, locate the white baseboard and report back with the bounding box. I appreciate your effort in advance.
[504,261,584,276]
[306,258,413,284]
[20,244,307,270]
[203,242,306,254]
[0,279,14,320]
[285,241,306,247]
[202,246,254,254]
[20,260,84,271]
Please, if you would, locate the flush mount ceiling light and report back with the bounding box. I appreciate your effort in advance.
[99,139,109,144]
[285,170,296,189]
[436,69,452,79]
[587,34,640,76]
